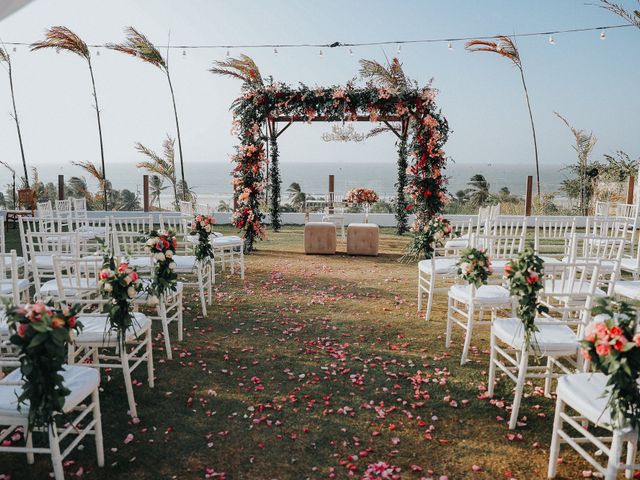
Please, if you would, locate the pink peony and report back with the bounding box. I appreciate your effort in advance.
[596,342,611,356]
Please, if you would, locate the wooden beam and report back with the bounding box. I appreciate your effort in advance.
[525,176,533,216]
[143,174,150,212]
[382,120,402,139]
[275,120,293,139]
[58,174,64,201]
[328,175,335,214]
[272,115,402,123]
[627,176,635,205]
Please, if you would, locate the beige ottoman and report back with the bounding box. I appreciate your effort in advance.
[347,223,379,256]
[304,222,337,255]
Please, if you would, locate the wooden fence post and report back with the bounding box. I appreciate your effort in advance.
[525,175,533,216]
[58,175,64,200]
[143,175,150,212]
[627,176,635,205]
[328,174,335,214]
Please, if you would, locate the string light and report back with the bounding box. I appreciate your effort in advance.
[273,47,278,55]
[319,49,324,58]
[12,47,16,52]
[96,49,100,56]
[549,35,555,45]
[349,48,353,56]
[396,44,401,55]
[600,31,606,40]
[225,49,230,57]
[447,42,452,50]
[182,49,186,56]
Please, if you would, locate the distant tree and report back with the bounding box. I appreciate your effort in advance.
[136,136,178,208]
[465,174,492,207]
[149,175,167,209]
[600,151,640,182]
[0,192,6,208]
[217,200,231,212]
[286,182,307,212]
[116,189,141,211]
[72,160,110,210]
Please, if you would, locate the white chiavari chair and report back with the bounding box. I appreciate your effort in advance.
[178,200,194,216]
[0,251,29,305]
[54,199,73,231]
[442,218,474,255]
[488,261,601,430]
[534,217,576,263]
[24,230,80,296]
[566,234,625,295]
[211,235,244,281]
[110,215,154,273]
[548,372,639,480]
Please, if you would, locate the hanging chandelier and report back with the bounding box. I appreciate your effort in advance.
[321,124,365,142]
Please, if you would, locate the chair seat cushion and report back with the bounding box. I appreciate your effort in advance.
[39,278,97,296]
[172,255,197,271]
[2,256,25,270]
[127,256,152,270]
[540,255,564,265]
[418,258,458,275]
[493,317,578,353]
[211,236,244,247]
[74,312,151,345]
[621,258,640,274]
[0,278,29,295]
[0,365,100,419]
[449,284,511,305]
[444,238,469,250]
[614,281,640,301]
[543,279,606,298]
[556,373,613,428]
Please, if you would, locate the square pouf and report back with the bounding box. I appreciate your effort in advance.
[347,223,379,256]
[304,222,337,255]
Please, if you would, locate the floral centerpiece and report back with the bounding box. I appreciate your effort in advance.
[143,230,178,301]
[405,214,457,259]
[504,247,547,348]
[5,302,82,430]
[98,256,143,346]
[456,247,493,288]
[580,298,640,430]
[344,188,379,206]
[189,214,216,263]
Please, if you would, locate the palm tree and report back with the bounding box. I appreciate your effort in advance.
[135,136,179,208]
[598,1,640,28]
[72,160,109,208]
[286,182,307,212]
[209,54,264,88]
[465,36,541,198]
[0,160,17,208]
[555,112,598,216]
[465,174,492,207]
[31,26,107,210]
[217,200,231,213]
[0,47,29,188]
[108,27,187,199]
[149,175,167,209]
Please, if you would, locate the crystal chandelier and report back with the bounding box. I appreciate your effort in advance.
[321,124,365,142]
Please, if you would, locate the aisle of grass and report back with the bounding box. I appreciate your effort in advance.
[1,226,587,479]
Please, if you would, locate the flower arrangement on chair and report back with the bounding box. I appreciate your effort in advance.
[98,257,143,347]
[504,247,548,348]
[580,298,640,430]
[456,247,492,288]
[405,214,457,260]
[189,214,216,263]
[5,302,82,430]
[143,230,178,301]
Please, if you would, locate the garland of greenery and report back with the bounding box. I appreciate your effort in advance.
[6,301,82,431]
[581,298,640,430]
[269,128,282,231]
[230,80,448,252]
[504,247,548,348]
[143,230,179,300]
[189,214,216,262]
[395,135,409,235]
[456,247,493,288]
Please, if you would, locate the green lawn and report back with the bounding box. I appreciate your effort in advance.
[1,226,591,479]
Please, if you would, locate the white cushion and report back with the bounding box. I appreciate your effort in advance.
[449,284,511,306]
[556,373,613,428]
[212,236,244,247]
[540,255,564,264]
[0,278,29,295]
[0,365,100,419]
[172,255,197,271]
[418,258,458,275]
[127,256,152,270]
[621,258,640,273]
[493,317,578,354]
[614,281,640,301]
[543,279,606,298]
[444,238,468,250]
[2,256,25,270]
[39,278,97,296]
[74,312,151,345]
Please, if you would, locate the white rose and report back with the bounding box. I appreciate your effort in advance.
[104,283,113,292]
[205,225,212,232]
[459,262,469,272]
[154,252,165,262]
[127,286,136,298]
[169,262,176,270]
[146,238,156,247]
[166,251,174,259]
[200,221,206,227]
[147,295,159,306]
[69,329,77,343]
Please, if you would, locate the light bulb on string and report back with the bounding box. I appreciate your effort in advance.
[600,31,606,40]
[12,46,16,52]
[182,49,187,57]
[396,44,401,55]
[349,48,353,56]
[319,49,324,58]
[447,42,452,50]
[226,49,230,57]
[274,47,278,55]
[548,35,555,45]
[96,49,100,56]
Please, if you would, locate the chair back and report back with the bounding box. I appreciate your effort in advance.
[55,199,73,230]
[0,251,21,304]
[0,216,4,253]
[160,214,190,240]
[52,255,104,311]
[194,203,210,216]
[487,216,528,238]
[534,217,576,259]
[72,197,88,218]
[472,232,525,260]
[37,201,54,220]
[178,200,194,216]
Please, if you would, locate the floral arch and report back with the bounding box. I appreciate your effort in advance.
[226,64,450,252]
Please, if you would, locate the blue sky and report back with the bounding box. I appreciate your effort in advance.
[0,0,638,189]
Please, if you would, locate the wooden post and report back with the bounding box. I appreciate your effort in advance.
[58,175,64,200]
[143,174,150,212]
[525,175,533,216]
[627,176,635,205]
[328,174,335,214]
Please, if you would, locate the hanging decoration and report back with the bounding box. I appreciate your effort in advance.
[321,124,365,142]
